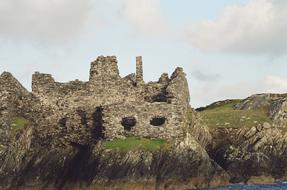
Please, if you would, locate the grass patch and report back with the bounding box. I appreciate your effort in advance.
[11,117,29,131]
[200,101,272,128]
[102,137,166,152]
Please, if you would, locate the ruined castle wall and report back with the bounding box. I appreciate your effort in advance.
[32,72,55,94]
[166,67,190,105]
[32,78,143,117]
[143,68,190,105]
[103,102,188,139]
[32,72,92,114]
[31,56,144,114]
[89,56,120,83]
[31,57,191,112]
[32,72,89,95]
[30,56,191,141]
[144,81,169,103]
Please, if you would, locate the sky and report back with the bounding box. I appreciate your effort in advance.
[1,0,287,107]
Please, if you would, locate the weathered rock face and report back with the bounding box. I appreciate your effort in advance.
[188,109,212,148]
[234,94,274,110]
[269,98,287,128]
[0,125,226,190]
[234,94,287,128]
[0,126,228,190]
[208,125,287,183]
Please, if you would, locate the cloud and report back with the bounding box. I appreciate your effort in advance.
[191,70,221,82]
[0,0,167,43]
[186,0,287,55]
[191,74,287,107]
[0,0,93,44]
[265,75,287,91]
[191,81,263,108]
[120,0,166,35]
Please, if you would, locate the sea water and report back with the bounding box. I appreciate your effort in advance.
[206,182,287,190]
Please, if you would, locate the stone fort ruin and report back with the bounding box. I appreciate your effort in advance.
[24,56,191,141]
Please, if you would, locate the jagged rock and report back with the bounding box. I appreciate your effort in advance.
[0,127,229,190]
[269,98,287,128]
[263,122,271,129]
[188,109,212,148]
[209,126,287,183]
[234,94,279,110]
[232,93,287,128]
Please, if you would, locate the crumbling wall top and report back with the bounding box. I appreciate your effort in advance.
[166,67,190,104]
[89,56,120,83]
[32,72,55,93]
[29,56,190,111]
[0,72,28,95]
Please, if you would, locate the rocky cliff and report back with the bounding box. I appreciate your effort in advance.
[199,93,287,185]
[2,60,287,190]
[0,60,229,190]
[0,91,228,189]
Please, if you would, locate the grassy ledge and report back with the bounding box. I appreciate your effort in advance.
[102,137,166,152]
[11,117,30,131]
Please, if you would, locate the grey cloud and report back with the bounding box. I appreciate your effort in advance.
[186,0,287,55]
[0,0,93,44]
[191,74,287,108]
[191,70,221,82]
[120,0,166,35]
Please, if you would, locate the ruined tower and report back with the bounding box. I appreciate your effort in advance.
[136,56,144,85]
[32,72,55,94]
[89,56,120,83]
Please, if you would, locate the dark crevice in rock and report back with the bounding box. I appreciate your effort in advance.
[92,106,104,140]
[55,144,98,190]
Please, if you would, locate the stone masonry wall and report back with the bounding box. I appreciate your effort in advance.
[103,102,188,139]
[136,56,144,85]
[30,56,191,140]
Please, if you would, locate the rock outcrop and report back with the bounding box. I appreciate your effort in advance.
[0,56,229,190]
[234,93,287,128]
[198,94,287,185]
[208,124,287,183]
[0,122,228,190]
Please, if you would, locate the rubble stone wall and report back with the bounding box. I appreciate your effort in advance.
[103,102,189,139]
[29,56,191,140]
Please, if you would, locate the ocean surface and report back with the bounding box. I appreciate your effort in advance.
[207,182,287,190]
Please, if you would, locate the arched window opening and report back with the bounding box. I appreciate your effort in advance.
[150,116,166,126]
[121,117,136,131]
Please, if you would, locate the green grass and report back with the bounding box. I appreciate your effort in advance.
[200,101,272,128]
[102,137,166,152]
[11,117,29,131]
